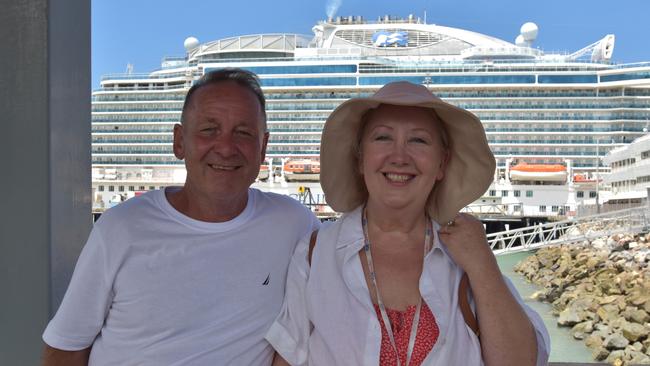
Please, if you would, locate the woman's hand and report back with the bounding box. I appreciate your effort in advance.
[437,213,499,277]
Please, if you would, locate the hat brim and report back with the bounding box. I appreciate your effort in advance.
[320,83,495,223]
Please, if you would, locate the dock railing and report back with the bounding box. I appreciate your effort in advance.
[488,206,650,255]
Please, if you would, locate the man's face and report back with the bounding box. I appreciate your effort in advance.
[173,81,268,201]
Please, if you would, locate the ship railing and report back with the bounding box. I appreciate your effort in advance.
[488,206,649,255]
[101,71,193,81]
[93,84,189,92]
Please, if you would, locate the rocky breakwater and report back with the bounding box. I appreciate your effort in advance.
[515,231,650,365]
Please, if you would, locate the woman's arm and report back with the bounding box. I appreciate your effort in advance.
[439,213,544,366]
[272,352,291,366]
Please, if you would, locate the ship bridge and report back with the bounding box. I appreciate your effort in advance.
[302,15,535,60]
[186,33,312,64]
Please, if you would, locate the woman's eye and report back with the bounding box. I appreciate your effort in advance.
[200,127,216,133]
[374,135,390,141]
[410,137,428,144]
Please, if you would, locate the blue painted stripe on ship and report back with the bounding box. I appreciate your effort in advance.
[538,75,598,83]
[359,75,535,85]
[600,72,650,82]
[205,65,357,75]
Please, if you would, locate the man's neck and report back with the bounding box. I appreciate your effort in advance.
[166,186,249,223]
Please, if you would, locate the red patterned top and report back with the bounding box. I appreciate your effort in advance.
[373,302,439,366]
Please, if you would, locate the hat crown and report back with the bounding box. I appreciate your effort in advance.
[372,81,439,104]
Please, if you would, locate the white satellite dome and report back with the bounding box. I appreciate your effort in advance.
[184,36,200,51]
[520,22,538,42]
[515,34,526,47]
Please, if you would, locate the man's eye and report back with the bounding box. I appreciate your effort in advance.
[200,127,216,133]
[237,130,253,136]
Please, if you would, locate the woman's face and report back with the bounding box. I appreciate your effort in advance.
[359,104,449,212]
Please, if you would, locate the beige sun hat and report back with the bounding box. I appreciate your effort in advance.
[320,81,495,223]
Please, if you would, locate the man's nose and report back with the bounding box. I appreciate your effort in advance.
[212,132,238,157]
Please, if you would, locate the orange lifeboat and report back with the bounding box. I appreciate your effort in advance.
[573,174,600,184]
[284,159,320,182]
[257,165,269,181]
[509,162,567,182]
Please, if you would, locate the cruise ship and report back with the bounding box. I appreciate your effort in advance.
[603,133,650,206]
[92,15,650,216]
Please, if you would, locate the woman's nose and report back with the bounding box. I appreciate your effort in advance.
[388,141,409,165]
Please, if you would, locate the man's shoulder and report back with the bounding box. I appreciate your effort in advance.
[251,189,309,213]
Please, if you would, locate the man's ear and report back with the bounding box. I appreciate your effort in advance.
[260,131,270,162]
[173,124,184,159]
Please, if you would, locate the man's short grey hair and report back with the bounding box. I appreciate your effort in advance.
[180,68,267,131]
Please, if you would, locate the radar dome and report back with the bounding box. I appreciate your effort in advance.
[520,22,538,42]
[184,37,199,51]
[515,35,526,47]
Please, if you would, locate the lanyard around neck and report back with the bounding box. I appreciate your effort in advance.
[362,207,432,366]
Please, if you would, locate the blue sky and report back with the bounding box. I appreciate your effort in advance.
[92,0,649,88]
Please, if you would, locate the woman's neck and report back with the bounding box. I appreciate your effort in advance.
[365,200,427,235]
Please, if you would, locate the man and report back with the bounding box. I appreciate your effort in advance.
[42,69,320,365]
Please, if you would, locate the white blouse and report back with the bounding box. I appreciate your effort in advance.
[266,206,550,366]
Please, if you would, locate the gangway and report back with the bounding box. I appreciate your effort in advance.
[488,206,650,255]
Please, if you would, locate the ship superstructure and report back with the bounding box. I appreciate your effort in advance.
[92,15,650,214]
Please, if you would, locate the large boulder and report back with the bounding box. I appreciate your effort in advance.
[572,321,594,340]
[558,306,584,327]
[605,349,625,364]
[622,307,650,324]
[622,322,649,342]
[597,304,621,324]
[586,333,604,349]
[604,333,630,350]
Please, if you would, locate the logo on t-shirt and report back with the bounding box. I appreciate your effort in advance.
[262,273,270,286]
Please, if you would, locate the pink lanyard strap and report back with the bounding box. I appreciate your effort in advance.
[362,207,432,366]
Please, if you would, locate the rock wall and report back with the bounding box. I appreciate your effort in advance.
[515,232,650,365]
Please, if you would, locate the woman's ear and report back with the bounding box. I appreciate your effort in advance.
[436,149,451,181]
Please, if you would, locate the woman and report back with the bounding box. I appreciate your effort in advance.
[266,81,549,365]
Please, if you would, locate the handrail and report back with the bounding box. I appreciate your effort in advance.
[488,206,649,255]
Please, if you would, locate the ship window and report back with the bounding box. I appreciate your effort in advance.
[501,190,508,197]
[108,186,114,192]
[118,186,124,192]
[149,186,155,190]
[98,185,104,192]
[489,190,496,196]
[526,190,533,197]
[139,186,145,190]
[539,205,546,212]
[552,206,559,212]
[128,186,135,191]
[577,191,584,198]
[589,191,597,198]
[514,205,521,212]
[514,190,521,197]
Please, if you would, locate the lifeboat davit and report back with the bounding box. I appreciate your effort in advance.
[509,163,567,182]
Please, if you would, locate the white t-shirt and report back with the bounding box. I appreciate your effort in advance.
[43,188,320,366]
[266,206,550,366]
